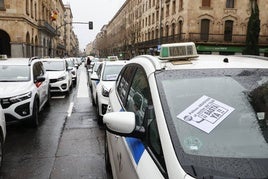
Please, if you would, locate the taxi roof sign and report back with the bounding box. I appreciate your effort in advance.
[159,42,198,60]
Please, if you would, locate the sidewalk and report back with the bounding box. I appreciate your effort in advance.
[49,67,110,179]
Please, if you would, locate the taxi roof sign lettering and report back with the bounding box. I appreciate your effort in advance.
[159,42,199,60]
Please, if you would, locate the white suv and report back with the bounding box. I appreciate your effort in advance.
[41,58,73,94]
[103,43,268,179]
[0,56,50,127]
[0,104,6,168]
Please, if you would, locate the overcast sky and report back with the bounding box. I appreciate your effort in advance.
[62,0,126,51]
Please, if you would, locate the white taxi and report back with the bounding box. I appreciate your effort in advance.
[0,104,6,168]
[91,60,127,125]
[0,56,50,127]
[41,58,73,94]
[103,42,268,179]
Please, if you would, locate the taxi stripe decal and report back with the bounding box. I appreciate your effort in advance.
[126,137,145,164]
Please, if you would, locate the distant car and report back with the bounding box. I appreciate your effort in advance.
[0,104,6,168]
[41,58,73,94]
[103,42,268,179]
[88,61,102,91]
[65,58,78,86]
[91,60,127,124]
[0,56,50,127]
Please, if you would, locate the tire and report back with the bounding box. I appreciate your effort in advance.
[96,99,103,125]
[104,132,112,173]
[0,135,3,169]
[45,89,51,107]
[30,99,39,127]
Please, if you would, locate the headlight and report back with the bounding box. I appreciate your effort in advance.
[58,75,66,81]
[1,92,32,109]
[102,86,110,97]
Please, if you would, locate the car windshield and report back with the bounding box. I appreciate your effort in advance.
[0,65,30,82]
[66,60,75,67]
[156,68,268,166]
[102,65,123,81]
[43,61,65,71]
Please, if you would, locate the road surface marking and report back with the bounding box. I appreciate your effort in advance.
[67,102,74,117]
[77,67,89,98]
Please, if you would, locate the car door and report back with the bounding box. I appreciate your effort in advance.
[92,63,103,104]
[109,65,166,179]
[33,62,47,107]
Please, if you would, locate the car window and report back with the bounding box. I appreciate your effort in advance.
[102,65,124,81]
[96,63,103,78]
[43,61,65,71]
[116,66,137,105]
[156,68,268,159]
[0,65,30,82]
[33,62,44,82]
[124,66,166,173]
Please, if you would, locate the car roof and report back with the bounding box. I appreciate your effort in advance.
[41,58,66,62]
[103,60,127,66]
[0,57,41,66]
[129,42,268,73]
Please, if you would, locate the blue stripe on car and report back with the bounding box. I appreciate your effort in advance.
[126,137,145,164]
[119,108,145,164]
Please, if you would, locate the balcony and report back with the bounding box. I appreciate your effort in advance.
[38,20,57,36]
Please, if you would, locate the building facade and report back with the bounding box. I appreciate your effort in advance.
[0,0,78,58]
[95,0,268,58]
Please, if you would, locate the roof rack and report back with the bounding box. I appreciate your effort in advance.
[159,42,199,61]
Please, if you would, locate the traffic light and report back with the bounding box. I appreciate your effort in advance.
[89,21,93,29]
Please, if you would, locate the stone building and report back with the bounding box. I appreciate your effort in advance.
[95,0,268,58]
[0,0,78,58]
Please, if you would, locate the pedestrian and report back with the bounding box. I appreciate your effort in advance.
[86,56,91,69]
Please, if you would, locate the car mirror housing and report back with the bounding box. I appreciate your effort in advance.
[35,76,46,83]
[104,112,136,134]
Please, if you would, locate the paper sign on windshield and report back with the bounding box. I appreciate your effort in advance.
[106,74,118,80]
[177,95,234,133]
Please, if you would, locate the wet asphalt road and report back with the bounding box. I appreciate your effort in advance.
[0,65,111,179]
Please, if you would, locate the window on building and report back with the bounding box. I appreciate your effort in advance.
[179,0,183,10]
[152,13,155,24]
[178,20,183,40]
[224,20,233,42]
[156,10,159,21]
[172,23,176,39]
[165,25,169,37]
[149,15,151,26]
[172,0,176,14]
[34,3,37,20]
[161,7,164,20]
[226,0,234,8]
[26,0,29,14]
[166,4,169,17]
[31,0,33,18]
[200,19,210,41]
[202,0,211,7]
[0,0,4,9]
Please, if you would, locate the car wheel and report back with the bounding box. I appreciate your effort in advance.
[104,132,112,173]
[0,135,3,169]
[46,89,51,107]
[96,99,103,125]
[91,94,96,106]
[30,99,39,127]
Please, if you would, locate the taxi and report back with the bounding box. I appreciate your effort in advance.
[103,42,268,179]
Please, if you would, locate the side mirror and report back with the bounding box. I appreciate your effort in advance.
[91,73,99,81]
[103,112,136,134]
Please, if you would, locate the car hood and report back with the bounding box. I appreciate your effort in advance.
[46,71,66,79]
[0,82,32,98]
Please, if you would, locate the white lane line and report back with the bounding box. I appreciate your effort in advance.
[67,102,74,117]
[77,67,89,98]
